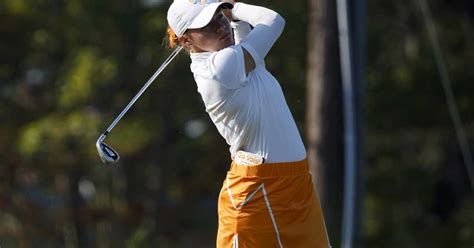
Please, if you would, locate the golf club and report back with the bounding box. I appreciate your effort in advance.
[96,46,183,164]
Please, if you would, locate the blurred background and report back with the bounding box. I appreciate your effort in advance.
[1,0,473,247]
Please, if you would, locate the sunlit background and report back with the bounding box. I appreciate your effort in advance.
[1,0,473,247]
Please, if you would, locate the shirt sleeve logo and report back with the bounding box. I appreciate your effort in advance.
[189,0,207,5]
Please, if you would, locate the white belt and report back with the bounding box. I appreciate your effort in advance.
[234,150,265,165]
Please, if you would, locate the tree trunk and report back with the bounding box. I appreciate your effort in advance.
[349,0,366,246]
[306,0,343,245]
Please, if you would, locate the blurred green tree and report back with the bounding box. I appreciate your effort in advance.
[0,0,472,246]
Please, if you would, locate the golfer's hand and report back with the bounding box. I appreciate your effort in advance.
[220,0,236,21]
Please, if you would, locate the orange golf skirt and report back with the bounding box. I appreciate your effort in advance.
[217,158,330,248]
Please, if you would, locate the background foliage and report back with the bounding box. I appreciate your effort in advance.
[0,0,473,247]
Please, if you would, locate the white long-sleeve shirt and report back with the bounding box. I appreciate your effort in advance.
[189,3,306,163]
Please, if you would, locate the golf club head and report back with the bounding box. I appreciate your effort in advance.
[96,139,120,165]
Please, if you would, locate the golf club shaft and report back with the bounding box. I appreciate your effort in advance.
[102,46,183,136]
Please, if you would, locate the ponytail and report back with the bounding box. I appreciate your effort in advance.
[166,26,178,48]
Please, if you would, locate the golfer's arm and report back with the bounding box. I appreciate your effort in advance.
[231,3,285,61]
[231,21,251,44]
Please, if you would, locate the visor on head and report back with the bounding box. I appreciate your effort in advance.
[167,0,233,37]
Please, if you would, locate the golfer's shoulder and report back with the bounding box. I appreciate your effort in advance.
[209,45,246,82]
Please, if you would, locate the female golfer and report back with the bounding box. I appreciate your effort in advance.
[166,0,330,247]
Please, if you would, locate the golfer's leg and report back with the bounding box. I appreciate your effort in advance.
[216,182,238,247]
